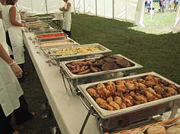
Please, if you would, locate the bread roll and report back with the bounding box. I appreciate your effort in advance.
[167,126,180,134]
[147,125,166,134]
[128,130,144,134]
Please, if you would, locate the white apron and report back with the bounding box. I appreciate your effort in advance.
[0,4,10,55]
[8,9,25,64]
[2,5,25,64]
[0,58,23,116]
[8,25,24,64]
[0,19,9,55]
[62,1,72,31]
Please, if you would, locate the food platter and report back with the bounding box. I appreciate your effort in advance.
[39,38,79,47]
[34,29,60,35]
[28,23,50,32]
[60,54,142,80]
[50,43,111,57]
[77,72,180,119]
[36,32,67,41]
[22,16,38,22]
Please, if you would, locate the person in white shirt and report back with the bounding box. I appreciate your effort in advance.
[0,2,9,54]
[59,0,72,37]
[0,43,23,134]
[1,0,27,82]
[0,42,34,134]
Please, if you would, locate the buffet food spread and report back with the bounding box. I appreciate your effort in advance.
[104,116,180,134]
[23,15,180,134]
[86,74,180,111]
[40,39,76,47]
[66,55,134,74]
[52,45,104,56]
[36,33,66,39]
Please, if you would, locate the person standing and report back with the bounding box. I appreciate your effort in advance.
[0,43,23,134]
[168,0,174,10]
[1,0,27,82]
[174,0,179,11]
[59,0,72,38]
[0,2,9,54]
[0,42,34,133]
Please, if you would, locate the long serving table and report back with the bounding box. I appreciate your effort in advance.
[23,32,100,134]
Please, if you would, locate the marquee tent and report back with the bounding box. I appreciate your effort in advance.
[17,0,180,33]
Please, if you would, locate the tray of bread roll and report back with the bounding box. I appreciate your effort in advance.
[104,116,180,134]
[77,72,180,120]
[60,54,142,80]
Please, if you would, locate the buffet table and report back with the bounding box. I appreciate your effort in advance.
[23,30,180,134]
[23,32,100,134]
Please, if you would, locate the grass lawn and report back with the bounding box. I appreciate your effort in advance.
[70,13,180,84]
[130,2,177,34]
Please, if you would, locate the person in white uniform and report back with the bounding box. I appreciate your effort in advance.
[0,43,23,134]
[1,0,27,82]
[60,0,72,37]
[0,42,34,133]
[0,2,9,54]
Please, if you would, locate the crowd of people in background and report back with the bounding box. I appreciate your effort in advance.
[145,0,179,13]
[159,0,179,12]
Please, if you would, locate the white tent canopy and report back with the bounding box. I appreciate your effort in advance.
[17,0,180,33]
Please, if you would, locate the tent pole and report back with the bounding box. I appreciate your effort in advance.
[95,0,97,16]
[45,0,48,14]
[84,0,85,14]
[30,0,33,13]
[112,0,114,19]
[125,0,127,21]
[73,0,75,13]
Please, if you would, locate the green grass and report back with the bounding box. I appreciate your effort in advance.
[70,14,180,84]
[131,2,177,34]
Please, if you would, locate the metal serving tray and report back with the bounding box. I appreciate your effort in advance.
[38,16,53,22]
[28,24,50,32]
[50,43,112,59]
[36,32,68,42]
[77,72,180,119]
[60,54,143,80]
[34,29,60,35]
[23,17,38,22]
[39,39,79,47]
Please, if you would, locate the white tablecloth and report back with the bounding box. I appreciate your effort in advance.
[23,32,100,134]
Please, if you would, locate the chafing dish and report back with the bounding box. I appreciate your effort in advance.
[59,54,142,95]
[77,72,180,132]
[34,29,60,35]
[36,32,68,42]
[39,39,79,47]
[53,43,111,58]
[28,23,50,32]
[23,16,38,22]
[38,16,53,22]
[41,43,111,63]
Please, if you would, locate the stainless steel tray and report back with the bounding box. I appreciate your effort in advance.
[39,39,79,47]
[77,72,180,119]
[28,24,50,32]
[34,29,60,35]
[36,32,68,42]
[60,54,143,79]
[23,17,38,22]
[50,43,112,59]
